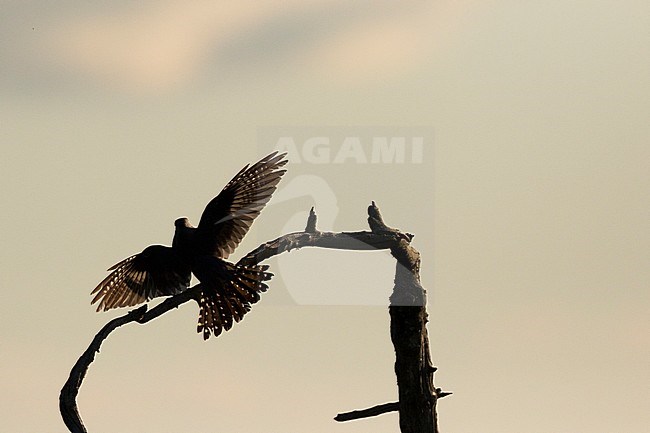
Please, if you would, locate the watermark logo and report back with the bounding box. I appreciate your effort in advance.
[275,135,424,164]
[258,126,433,306]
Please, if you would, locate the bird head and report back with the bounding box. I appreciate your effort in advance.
[174,217,192,228]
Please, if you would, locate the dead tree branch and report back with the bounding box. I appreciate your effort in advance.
[333,202,446,433]
[334,401,399,421]
[60,203,445,433]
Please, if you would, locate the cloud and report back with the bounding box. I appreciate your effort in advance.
[301,12,430,85]
[48,1,276,92]
[44,0,462,93]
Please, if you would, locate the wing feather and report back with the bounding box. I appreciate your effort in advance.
[196,152,287,258]
[91,245,191,311]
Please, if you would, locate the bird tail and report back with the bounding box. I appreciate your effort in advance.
[196,260,273,340]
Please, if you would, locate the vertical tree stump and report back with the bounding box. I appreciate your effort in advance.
[390,243,438,433]
[336,203,448,432]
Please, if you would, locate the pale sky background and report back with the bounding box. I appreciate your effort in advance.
[1,1,649,432]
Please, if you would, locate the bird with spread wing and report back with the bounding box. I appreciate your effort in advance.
[91,152,288,339]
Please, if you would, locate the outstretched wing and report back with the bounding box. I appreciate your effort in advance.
[197,151,287,258]
[91,245,191,312]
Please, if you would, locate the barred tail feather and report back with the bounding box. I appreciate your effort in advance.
[197,263,272,340]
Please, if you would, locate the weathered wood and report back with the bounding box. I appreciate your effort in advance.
[59,306,147,433]
[304,206,318,233]
[335,401,399,421]
[372,203,441,433]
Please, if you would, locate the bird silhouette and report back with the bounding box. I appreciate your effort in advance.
[91,152,288,339]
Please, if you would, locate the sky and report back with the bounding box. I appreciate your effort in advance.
[1,1,649,432]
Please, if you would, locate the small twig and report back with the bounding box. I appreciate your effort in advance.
[304,206,318,233]
[334,401,399,422]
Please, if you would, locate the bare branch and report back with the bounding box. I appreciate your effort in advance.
[334,401,399,422]
[60,203,444,433]
[60,285,206,431]
[60,306,147,433]
[237,230,404,266]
